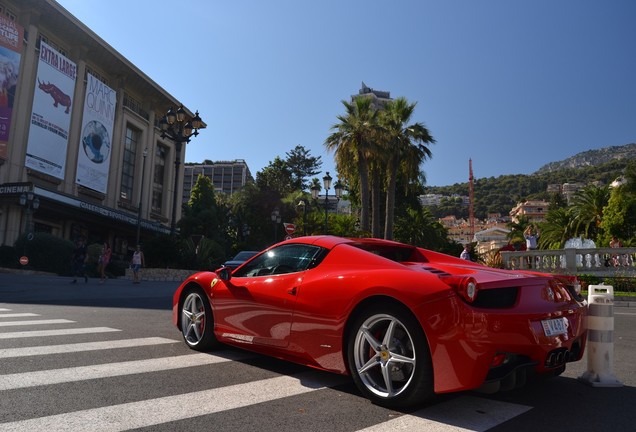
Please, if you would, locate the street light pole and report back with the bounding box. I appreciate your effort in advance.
[135,148,148,246]
[19,191,40,239]
[311,172,343,235]
[297,199,308,236]
[159,106,205,236]
[271,208,281,244]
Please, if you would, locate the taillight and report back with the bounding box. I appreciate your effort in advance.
[446,276,480,303]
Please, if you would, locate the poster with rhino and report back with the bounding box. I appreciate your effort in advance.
[0,16,23,160]
[75,73,116,193]
[25,41,76,179]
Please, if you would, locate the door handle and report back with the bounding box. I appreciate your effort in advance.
[287,287,297,295]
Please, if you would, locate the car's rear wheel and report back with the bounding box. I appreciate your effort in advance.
[347,303,433,408]
[180,287,219,351]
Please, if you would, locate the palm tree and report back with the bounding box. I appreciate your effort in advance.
[538,207,576,249]
[381,98,435,239]
[506,215,531,247]
[569,184,610,240]
[325,97,381,233]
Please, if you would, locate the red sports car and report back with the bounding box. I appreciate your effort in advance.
[172,236,587,408]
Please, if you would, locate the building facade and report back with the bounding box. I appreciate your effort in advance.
[182,160,253,203]
[352,82,392,108]
[0,0,200,259]
[509,200,550,224]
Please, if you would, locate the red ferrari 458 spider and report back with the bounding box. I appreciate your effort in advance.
[172,236,587,408]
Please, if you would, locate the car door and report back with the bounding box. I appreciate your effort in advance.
[213,244,324,349]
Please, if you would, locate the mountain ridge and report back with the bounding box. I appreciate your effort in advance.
[535,142,636,175]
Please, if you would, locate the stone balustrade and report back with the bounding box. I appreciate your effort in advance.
[500,247,636,276]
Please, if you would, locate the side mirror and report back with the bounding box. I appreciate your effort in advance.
[217,267,231,281]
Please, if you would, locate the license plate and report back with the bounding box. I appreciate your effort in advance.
[541,318,567,336]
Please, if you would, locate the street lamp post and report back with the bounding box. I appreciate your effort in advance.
[271,208,281,244]
[311,172,343,234]
[19,191,40,239]
[159,105,205,236]
[297,199,308,236]
[135,147,148,246]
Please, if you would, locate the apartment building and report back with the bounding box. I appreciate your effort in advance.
[182,160,253,203]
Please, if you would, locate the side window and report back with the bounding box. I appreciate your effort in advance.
[233,244,325,277]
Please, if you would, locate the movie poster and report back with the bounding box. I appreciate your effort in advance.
[25,41,76,179]
[0,16,23,159]
[75,73,116,193]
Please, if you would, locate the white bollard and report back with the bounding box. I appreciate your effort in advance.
[579,284,623,387]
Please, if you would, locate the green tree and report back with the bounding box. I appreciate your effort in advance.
[178,174,228,264]
[380,97,435,239]
[506,215,531,246]
[255,156,294,197]
[394,207,455,254]
[325,97,381,233]
[285,145,322,191]
[569,184,609,241]
[538,207,576,249]
[599,184,636,246]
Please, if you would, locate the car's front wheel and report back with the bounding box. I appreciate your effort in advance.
[347,303,433,408]
[180,287,219,351]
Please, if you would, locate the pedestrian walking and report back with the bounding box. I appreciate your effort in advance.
[130,245,145,284]
[98,241,112,284]
[70,237,88,283]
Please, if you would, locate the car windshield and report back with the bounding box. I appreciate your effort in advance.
[233,251,258,261]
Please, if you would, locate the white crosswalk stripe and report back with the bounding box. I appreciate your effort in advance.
[0,306,533,431]
[0,327,120,339]
[0,319,75,327]
[0,337,179,359]
[0,352,253,390]
[0,372,347,432]
[0,313,40,318]
[358,396,532,431]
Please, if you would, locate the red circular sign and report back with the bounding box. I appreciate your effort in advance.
[19,256,29,265]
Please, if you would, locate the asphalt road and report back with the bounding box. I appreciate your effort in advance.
[0,273,635,431]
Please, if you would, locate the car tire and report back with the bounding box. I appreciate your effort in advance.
[347,302,434,408]
[180,287,219,351]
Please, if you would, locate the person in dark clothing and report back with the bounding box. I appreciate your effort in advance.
[71,237,88,283]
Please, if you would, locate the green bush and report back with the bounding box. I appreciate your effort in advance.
[14,233,74,275]
[602,277,636,293]
[0,245,19,268]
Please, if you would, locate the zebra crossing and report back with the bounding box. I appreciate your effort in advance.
[0,305,532,431]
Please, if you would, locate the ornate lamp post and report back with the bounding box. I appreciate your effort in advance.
[297,199,308,236]
[135,147,148,246]
[19,191,40,239]
[159,105,205,236]
[311,172,343,234]
[271,208,281,244]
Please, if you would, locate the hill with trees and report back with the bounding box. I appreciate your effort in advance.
[425,143,635,220]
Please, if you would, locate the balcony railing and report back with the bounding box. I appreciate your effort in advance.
[500,247,636,277]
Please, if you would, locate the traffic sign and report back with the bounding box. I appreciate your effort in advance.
[19,256,29,265]
[283,223,295,235]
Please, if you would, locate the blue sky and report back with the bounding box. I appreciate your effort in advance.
[56,0,636,187]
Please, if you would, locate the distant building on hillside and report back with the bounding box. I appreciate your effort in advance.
[509,200,549,224]
[474,227,511,255]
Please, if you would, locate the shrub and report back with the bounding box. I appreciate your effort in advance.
[14,233,74,275]
[0,245,18,268]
